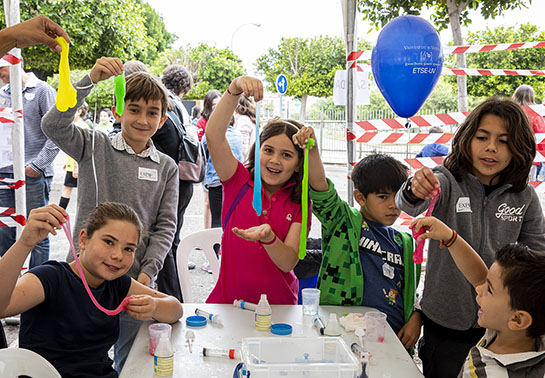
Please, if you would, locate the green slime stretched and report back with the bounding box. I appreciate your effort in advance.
[298,137,315,260]
[114,73,125,116]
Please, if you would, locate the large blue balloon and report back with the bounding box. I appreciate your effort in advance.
[371,15,443,118]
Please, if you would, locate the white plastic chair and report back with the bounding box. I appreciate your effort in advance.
[176,227,222,302]
[0,347,61,378]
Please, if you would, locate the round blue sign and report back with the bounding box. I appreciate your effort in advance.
[275,74,288,95]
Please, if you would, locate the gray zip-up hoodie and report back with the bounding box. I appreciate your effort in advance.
[396,166,545,330]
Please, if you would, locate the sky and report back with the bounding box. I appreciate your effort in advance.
[145,0,545,75]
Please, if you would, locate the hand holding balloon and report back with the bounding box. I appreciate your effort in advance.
[410,167,440,200]
[55,36,77,112]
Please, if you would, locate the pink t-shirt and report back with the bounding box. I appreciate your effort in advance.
[206,162,304,305]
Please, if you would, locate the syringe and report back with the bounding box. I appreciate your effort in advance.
[313,316,325,335]
[202,347,240,359]
[195,308,223,327]
[233,299,257,311]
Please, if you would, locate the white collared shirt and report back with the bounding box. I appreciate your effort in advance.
[110,132,161,164]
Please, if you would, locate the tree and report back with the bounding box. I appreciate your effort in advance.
[0,0,174,79]
[256,36,350,121]
[150,43,246,100]
[460,23,545,100]
[357,0,531,111]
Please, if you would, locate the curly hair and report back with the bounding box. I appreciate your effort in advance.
[235,94,256,123]
[161,65,193,97]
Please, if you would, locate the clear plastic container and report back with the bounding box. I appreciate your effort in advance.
[240,337,360,378]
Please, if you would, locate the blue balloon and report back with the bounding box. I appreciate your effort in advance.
[371,15,443,118]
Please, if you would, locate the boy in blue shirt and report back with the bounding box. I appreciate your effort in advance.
[294,126,422,349]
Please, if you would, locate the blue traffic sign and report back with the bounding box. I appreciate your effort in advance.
[275,74,288,95]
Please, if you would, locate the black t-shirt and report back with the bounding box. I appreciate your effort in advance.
[19,261,131,378]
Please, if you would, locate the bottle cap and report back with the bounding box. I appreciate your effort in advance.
[270,323,292,335]
[186,315,207,327]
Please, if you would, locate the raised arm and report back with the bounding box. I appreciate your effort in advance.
[0,205,68,317]
[0,15,70,56]
[206,76,263,182]
[410,216,488,288]
[292,126,328,192]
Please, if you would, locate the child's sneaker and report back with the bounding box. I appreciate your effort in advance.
[201,262,213,274]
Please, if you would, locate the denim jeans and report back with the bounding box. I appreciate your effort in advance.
[113,307,143,373]
[0,173,52,267]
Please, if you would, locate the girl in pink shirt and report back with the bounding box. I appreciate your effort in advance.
[205,76,307,305]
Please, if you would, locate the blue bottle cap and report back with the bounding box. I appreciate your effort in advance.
[271,323,292,335]
[186,315,207,327]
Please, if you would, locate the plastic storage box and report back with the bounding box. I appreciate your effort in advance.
[240,337,360,378]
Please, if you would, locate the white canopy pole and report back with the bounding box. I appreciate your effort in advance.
[341,0,357,205]
[3,0,26,242]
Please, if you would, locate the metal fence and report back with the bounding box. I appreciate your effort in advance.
[288,106,458,165]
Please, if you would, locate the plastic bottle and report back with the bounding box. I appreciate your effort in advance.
[233,299,258,311]
[195,308,223,327]
[154,333,173,376]
[254,294,272,331]
[324,313,342,337]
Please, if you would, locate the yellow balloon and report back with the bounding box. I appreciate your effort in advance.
[55,36,77,112]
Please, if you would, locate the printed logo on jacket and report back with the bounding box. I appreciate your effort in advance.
[495,203,525,222]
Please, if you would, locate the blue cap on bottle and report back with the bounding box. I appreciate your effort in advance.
[270,323,292,335]
[186,315,207,327]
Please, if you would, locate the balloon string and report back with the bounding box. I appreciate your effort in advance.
[298,138,315,260]
[61,216,131,316]
[411,190,441,264]
[252,102,262,216]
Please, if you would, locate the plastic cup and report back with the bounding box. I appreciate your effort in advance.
[365,311,387,343]
[148,323,172,355]
[301,288,320,316]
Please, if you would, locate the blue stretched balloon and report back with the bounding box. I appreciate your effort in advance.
[371,15,443,118]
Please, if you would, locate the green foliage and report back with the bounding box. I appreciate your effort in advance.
[256,36,351,98]
[47,69,115,112]
[357,0,530,31]
[454,23,545,100]
[0,0,174,79]
[150,43,246,100]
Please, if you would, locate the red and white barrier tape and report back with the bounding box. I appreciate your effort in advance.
[355,105,545,131]
[443,67,545,76]
[0,214,26,228]
[0,179,25,189]
[356,131,454,145]
[347,41,545,62]
[0,53,21,65]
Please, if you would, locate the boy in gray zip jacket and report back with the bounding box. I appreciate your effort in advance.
[396,97,545,378]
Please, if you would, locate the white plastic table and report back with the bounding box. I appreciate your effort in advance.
[119,303,423,378]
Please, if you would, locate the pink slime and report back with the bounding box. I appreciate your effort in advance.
[61,216,132,316]
[411,189,441,264]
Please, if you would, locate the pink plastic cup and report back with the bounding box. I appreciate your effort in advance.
[365,311,387,343]
[148,323,172,355]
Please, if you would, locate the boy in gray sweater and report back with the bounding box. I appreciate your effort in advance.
[41,57,178,372]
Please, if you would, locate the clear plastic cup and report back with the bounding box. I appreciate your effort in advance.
[365,311,387,343]
[301,288,320,316]
[148,323,172,355]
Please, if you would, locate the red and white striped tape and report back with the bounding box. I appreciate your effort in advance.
[0,207,26,228]
[0,53,21,66]
[355,105,545,131]
[356,131,454,145]
[443,67,545,76]
[347,41,545,62]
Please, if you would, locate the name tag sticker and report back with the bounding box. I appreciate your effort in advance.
[456,197,472,213]
[138,167,158,181]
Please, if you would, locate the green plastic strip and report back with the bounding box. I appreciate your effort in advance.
[114,73,126,116]
[298,137,315,260]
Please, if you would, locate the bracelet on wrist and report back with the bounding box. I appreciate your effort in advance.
[440,229,458,248]
[260,234,277,246]
[226,87,242,96]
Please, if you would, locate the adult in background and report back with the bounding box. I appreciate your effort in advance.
[415,126,449,158]
[234,94,256,161]
[0,56,58,267]
[153,64,195,301]
[513,84,545,181]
